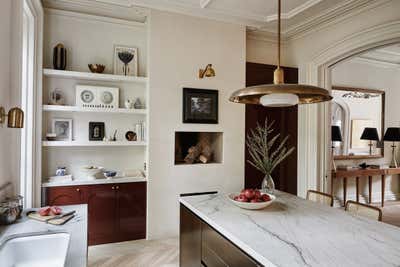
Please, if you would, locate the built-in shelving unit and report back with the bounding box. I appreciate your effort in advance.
[43,105,147,114]
[42,141,147,147]
[43,69,148,83]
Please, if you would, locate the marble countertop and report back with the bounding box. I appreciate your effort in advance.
[42,176,146,187]
[0,204,88,267]
[180,191,400,267]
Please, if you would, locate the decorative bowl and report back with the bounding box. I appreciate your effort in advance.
[81,166,103,179]
[103,170,117,179]
[227,192,276,210]
[88,64,105,73]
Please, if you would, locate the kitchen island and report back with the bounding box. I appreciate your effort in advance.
[180,191,400,267]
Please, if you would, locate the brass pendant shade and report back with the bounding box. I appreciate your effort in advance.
[229,0,332,106]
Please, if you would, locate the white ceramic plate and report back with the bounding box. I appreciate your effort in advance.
[227,192,276,210]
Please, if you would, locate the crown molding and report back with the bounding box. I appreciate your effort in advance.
[266,0,323,22]
[351,56,400,69]
[44,8,147,28]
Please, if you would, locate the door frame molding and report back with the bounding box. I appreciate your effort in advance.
[298,20,400,197]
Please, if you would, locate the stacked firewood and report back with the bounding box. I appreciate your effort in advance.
[184,133,213,164]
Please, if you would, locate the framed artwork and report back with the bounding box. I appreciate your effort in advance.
[183,88,218,124]
[89,122,105,141]
[113,45,138,76]
[52,118,73,141]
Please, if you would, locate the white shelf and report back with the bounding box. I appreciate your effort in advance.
[42,176,147,187]
[42,141,147,147]
[43,68,148,84]
[43,105,147,114]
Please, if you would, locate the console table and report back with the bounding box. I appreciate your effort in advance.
[332,168,400,207]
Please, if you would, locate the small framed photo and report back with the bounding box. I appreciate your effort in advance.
[183,88,218,124]
[114,45,138,76]
[52,118,73,141]
[89,122,105,141]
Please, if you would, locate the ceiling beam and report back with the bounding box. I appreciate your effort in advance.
[200,0,212,9]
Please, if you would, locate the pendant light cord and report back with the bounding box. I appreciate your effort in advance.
[277,0,281,69]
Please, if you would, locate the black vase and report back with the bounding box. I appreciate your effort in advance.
[53,43,67,70]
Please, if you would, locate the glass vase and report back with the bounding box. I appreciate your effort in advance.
[262,174,275,194]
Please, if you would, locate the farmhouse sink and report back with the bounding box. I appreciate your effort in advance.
[0,231,70,267]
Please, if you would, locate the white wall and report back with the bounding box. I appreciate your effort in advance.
[148,10,246,239]
[331,60,400,202]
[0,0,14,199]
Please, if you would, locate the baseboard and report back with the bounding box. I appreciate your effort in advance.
[333,191,400,207]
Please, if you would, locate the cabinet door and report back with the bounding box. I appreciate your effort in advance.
[87,184,117,245]
[180,205,202,267]
[116,182,146,241]
[46,186,86,206]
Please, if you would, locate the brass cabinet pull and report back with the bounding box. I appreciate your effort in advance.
[116,186,119,190]
[112,186,115,190]
[76,188,80,192]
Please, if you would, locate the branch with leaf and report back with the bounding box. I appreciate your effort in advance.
[246,118,295,176]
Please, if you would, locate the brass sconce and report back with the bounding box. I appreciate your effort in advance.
[199,64,216,79]
[0,106,24,128]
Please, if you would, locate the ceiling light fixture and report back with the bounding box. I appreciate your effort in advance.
[229,0,332,107]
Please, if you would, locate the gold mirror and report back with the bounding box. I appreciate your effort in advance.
[331,86,384,160]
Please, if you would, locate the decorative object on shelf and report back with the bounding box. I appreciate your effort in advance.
[52,118,73,141]
[183,88,218,124]
[135,122,144,141]
[76,85,119,109]
[55,167,67,176]
[0,106,24,128]
[124,98,136,109]
[110,130,117,141]
[134,98,145,109]
[103,170,117,179]
[88,64,105,73]
[360,127,379,155]
[246,118,295,194]
[48,88,65,105]
[46,133,57,141]
[383,127,400,168]
[103,136,109,142]
[114,45,138,76]
[331,126,342,171]
[53,43,67,70]
[125,131,137,141]
[89,122,105,141]
[80,166,103,180]
[199,64,216,79]
[229,0,332,106]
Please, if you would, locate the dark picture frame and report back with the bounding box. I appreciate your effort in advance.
[89,122,105,141]
[183,88,218,124]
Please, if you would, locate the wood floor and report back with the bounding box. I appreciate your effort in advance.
[88,238,179,267]
[88,201,400,267]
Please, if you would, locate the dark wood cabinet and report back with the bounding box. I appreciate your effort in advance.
[45,182,146,245]
[180,204,260,267]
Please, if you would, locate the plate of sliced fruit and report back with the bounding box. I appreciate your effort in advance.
[228,189,276,210]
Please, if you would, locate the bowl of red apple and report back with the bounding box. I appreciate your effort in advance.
[228,189,276,210]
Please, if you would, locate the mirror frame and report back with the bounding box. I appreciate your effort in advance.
[332,86,385,160]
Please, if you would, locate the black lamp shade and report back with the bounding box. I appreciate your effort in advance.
[383,127,400,142]
[360,127,379,141]
[331,126,342,142]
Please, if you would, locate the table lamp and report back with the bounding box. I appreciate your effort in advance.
[331,126,342,171]
[360,127,379,155]
[383,127,400,168]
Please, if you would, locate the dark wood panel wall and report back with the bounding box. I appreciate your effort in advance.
[245,62,298,195]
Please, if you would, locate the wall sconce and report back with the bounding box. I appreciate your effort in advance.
[0,106,24,128]
[199,64,216,79]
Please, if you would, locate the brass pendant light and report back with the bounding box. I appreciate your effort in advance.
[229,0,332,106]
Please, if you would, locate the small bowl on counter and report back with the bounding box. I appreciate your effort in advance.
[80,166,104,180]
[103,170,117,179]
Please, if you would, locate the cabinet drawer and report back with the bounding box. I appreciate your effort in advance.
[201,222,259,267]
[46,185,87,206]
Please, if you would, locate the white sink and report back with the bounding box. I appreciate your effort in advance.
[0,231,70,267]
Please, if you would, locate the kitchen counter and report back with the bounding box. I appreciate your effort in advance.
[0,204,88,267]
[42,176,146,187]
[180,191,400,267]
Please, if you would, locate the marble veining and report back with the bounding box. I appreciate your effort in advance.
[180,191,400,267]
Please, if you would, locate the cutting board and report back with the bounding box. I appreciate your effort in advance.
[27,211,75,225]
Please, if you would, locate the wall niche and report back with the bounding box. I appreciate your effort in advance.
[174,132,223,165]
